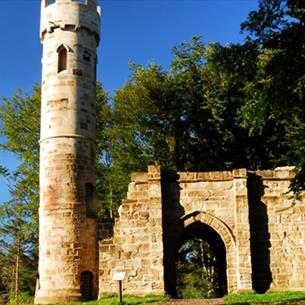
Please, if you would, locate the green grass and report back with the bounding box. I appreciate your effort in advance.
[4,293,169,305]
[75,294,169,305]
[224,291,305,305]
[8,291,305,305]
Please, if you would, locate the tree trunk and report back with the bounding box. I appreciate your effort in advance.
[15,236,20,297]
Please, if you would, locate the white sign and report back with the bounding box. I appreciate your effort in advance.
[113,271,126,281]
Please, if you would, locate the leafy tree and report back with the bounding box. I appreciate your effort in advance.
[2,5,305,295]
[109,36,286,199]
[175,238,220,299]
[95,83,116,218]
[240,0,305,191]
[0,83,110,294]
[0,86,41,221]
[0,86,40,295]
[0,199,37,295]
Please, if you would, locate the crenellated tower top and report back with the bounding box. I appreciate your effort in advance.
[40,0,100,44]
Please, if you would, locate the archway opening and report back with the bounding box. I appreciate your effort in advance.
[174,221,227,299]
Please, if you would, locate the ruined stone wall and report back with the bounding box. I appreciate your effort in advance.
[99,168,252,296]
[249,167,305,292]
[162,169,252,294]
[99,166,164,296]
[98,166,305,296]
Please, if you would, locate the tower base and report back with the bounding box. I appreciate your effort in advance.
[34,289,82,304]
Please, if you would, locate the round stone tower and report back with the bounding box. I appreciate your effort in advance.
[35,0,100,303]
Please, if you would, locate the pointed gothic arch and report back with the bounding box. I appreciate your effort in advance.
[180,211,238,293]
[174,221,228,297]
[57,45,68,73]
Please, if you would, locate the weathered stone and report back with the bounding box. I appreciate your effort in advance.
[36,0,305,301]
[35,1,100,304]
[99,166,305,296]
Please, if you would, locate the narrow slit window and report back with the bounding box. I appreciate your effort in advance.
[57,45,67,73]
[94,56,97,80]
[83,50,91,62]
[85,183,96,218]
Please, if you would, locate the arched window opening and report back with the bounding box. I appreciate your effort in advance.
[80,271,93,301]
[83,50,91,62]
[85,183,96,218]
[174,222,227,299]
[57,45,67,73]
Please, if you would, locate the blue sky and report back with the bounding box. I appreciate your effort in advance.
[0,0,258,202]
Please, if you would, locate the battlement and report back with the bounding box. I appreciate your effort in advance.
[42,0,98,7]
[40,0,100,43]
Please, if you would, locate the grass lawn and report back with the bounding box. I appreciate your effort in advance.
[224,291,305,305]
[75,295,169,305]
[5,294,169,305]
[7,291,305,305]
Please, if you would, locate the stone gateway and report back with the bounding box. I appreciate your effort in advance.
[35,1,305,303]
[99,166,305,296]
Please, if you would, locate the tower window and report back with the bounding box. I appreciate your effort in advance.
[94,56,97,80]
[85,183,96,218]
[83,51,91,62]
[57,45,68,73]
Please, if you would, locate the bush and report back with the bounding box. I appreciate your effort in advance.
[6,292,33,305]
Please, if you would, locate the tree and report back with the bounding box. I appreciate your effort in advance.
[240,0,305,191]
[0,199,37,295]
[0,86,41,295]
[175,238,220,299]
[2,19,305,294]
[110,36,286,184]
[0,83,110,294]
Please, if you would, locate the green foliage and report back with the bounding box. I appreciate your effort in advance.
[0,87,41,295]
[94,294,169,305]
[0,86,40,221]
[239,0,305,192]
[225,291,305,304]
[175,238,220,299]
[94,83,116,218]
[6,291,34,305]
[3,0,305,296]
[2,294,168,305]
[111,37,260,178]
[0,199,37,294]
[0,84,110,294]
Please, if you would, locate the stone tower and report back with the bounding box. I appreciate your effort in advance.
[35,0,100,303]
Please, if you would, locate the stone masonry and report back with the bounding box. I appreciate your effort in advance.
[35,0,100,303]
[99,166,305,296]
[36,1,305,302]
[99,166,165,295]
